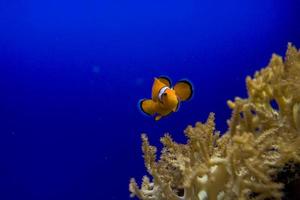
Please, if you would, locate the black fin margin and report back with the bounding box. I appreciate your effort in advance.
[137,99,152,116]
[175,99,181,111]
[157,75,172,87]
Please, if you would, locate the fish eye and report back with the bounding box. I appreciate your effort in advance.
[163,93,167,96]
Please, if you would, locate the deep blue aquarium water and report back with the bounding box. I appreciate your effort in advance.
[0,0,300,199]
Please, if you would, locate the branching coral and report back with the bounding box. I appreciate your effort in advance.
[130,43,300,200]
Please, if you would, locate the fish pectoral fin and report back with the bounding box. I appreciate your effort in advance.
[139,99,156,116]
[174,80,193,101]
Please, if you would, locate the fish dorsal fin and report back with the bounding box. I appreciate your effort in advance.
[157,76,171,87]
[174,80,193,101]
[152,78,168,101]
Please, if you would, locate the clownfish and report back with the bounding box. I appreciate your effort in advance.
[139,76,193,121]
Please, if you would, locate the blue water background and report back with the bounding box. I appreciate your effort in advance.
[0,0,300,199]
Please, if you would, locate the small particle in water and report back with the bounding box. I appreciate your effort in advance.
[135,78,144,86]
[92,65,100,74]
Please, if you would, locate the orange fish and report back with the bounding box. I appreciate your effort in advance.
[139,76,193,120]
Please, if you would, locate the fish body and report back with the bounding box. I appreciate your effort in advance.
[139,77,193,120]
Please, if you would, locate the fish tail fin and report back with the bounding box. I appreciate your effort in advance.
[139,99,156,116]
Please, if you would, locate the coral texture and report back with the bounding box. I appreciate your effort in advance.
[130,44,300,200]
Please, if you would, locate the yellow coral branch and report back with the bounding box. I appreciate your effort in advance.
[130,44,300,200]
